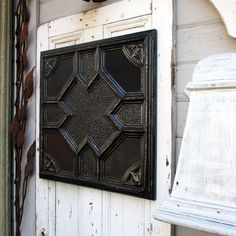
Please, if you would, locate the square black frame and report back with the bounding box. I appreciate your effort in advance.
[40,30,157,199]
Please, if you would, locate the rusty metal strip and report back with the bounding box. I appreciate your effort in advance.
[11,1,36,235]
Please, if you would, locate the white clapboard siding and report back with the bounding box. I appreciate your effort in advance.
[177,0,220,27]
[36,1,174,236]
[209,0,236,38]
[177,22,236,65]
[175,0,236,235]
[36,24,51,236]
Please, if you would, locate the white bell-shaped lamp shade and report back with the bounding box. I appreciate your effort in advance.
[154,53,236,236]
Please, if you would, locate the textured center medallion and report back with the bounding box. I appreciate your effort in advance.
[63,76,117,153]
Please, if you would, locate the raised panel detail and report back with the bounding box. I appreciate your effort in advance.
[104,15,152,38]
[40,30,157,199]
[49,31,83,49]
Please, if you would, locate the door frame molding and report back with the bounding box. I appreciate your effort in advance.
[0,0,12,235]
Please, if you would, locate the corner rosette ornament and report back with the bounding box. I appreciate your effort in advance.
[122,43,144,67]
[122,162,142,186]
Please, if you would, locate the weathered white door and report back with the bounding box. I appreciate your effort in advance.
[36,1,174,235]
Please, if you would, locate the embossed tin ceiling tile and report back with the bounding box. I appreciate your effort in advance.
[40,30,157,199]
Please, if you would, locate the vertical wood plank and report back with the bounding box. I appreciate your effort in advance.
[110,194,124,236]
[0,0,11,235]
[102,13,159,236]
[48,181,56,236]
[79,188,103,236]
[153,0,174,201]
[101,191,111,236]
[78,186,85,236]
[122,196,145,236]
[100,20,112,236]
[36,23,51,236]
[21,0,38,234]
[48,32,83,236]
[102,191,112,236]
[55,183,79,235]
[144,200,152,236]
[151,0,173,235]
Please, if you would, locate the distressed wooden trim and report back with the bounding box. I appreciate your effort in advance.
[0,0,12,235]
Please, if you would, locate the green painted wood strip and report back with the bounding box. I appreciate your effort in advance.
[0,0,12,235]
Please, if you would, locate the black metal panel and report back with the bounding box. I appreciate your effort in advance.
[40,30,157,199]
